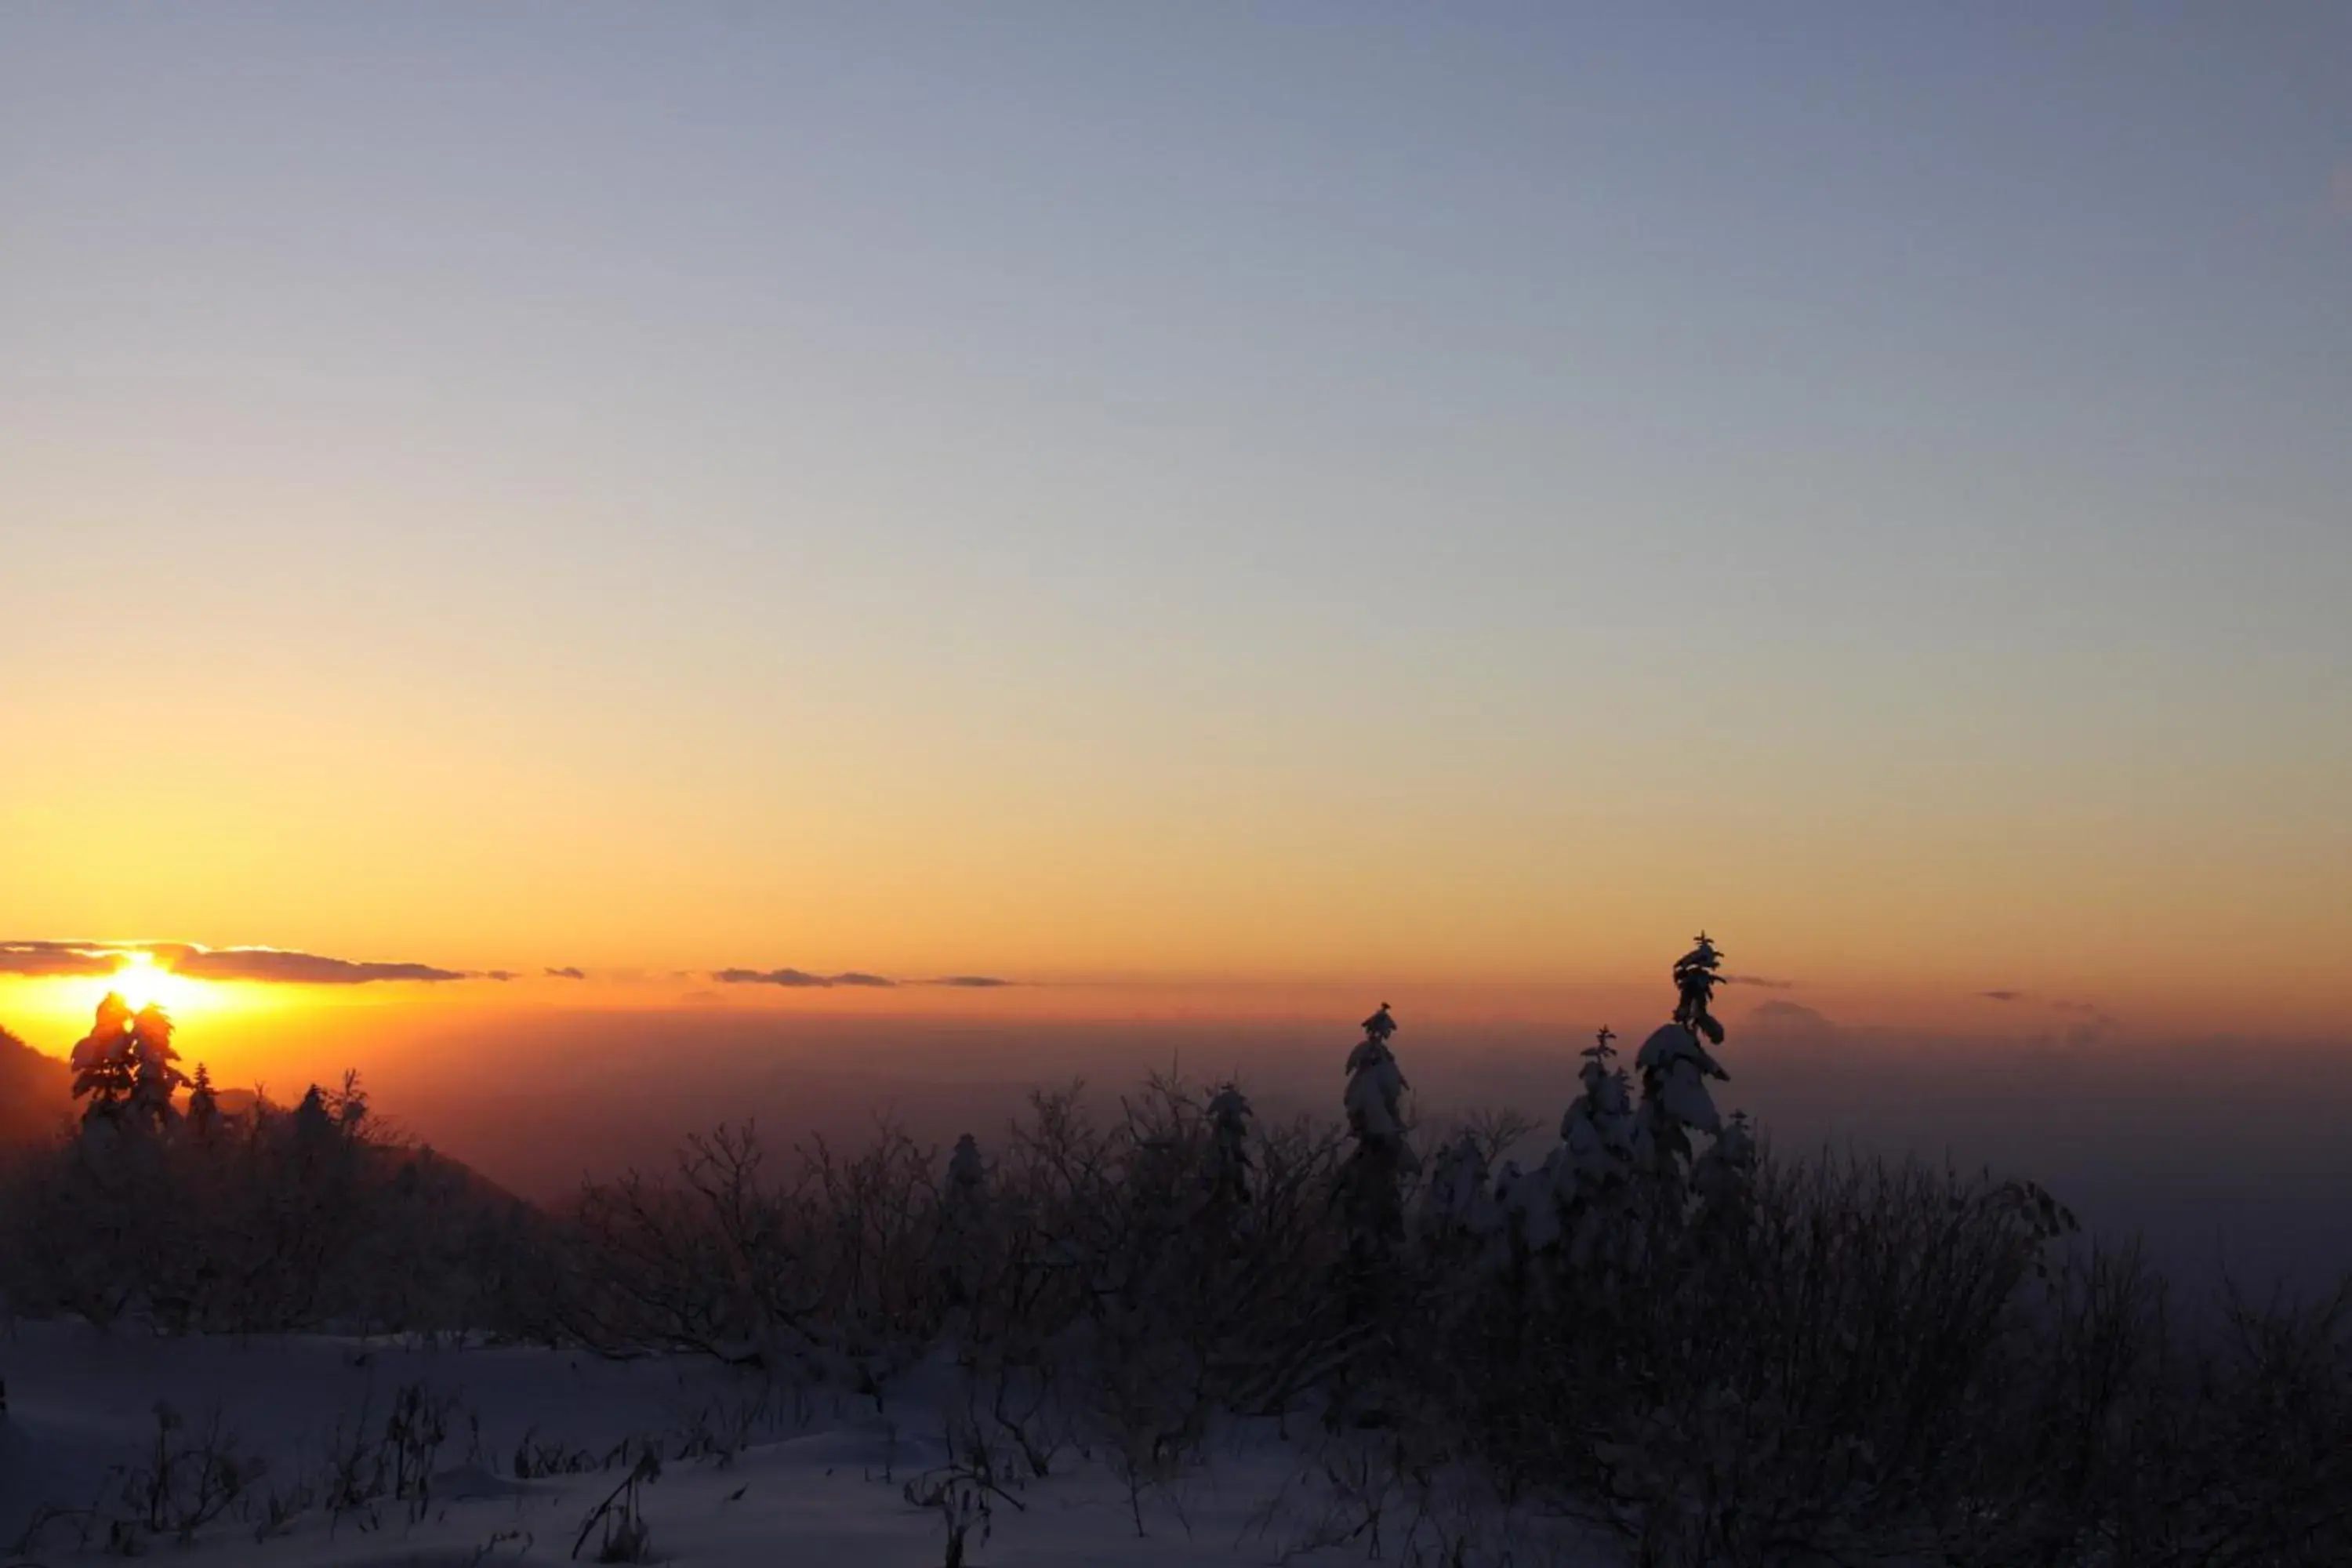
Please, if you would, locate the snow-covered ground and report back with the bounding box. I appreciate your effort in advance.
[0,1323,1612,1566]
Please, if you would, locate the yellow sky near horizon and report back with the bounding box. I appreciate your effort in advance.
[0,938,2329,1100]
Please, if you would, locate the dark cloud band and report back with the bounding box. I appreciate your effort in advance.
[712,968,1017,989]
[0,939,466,985]
[0,941,128,978]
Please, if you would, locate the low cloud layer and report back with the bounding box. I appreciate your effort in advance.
[713,967,1016,989]
[5,941,1009,995]
[0,939,467,985]
[0,941,127,978]
[166,947,466,985]
[714,967,857,988]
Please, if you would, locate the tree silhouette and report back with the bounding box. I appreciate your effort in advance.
[1671,931,1726,1045]
[128,1004,187,1129]
[186,1061,221,1138]
[68,993,139,1123]
[1339,1003,1414,1256]
[1635,934,1733,1189]
[1203,1082,1254,1218]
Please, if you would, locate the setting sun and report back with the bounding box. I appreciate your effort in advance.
[100,951,212,1020]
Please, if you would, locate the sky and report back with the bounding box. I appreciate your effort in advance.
[4,4,2350,1076]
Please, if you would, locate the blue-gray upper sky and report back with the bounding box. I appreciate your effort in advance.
[2,3,2347,1018]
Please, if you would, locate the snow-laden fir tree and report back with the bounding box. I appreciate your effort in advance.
[1203,1081,1254,1218]
[1338,1003,1417,1255]
[291,1083,335,1145]
[1671,929,1728,1047]
[946,1131,986,1198]
[1418,1130,1496,1250]
[937,1132,989,1306]
[185,1062,220,1139]
[1560,1029,1636,1185]
[1691,1107,1757,1215]
[68,993,139,1124]
[127,1004,187,1130]
[1552,1025,1639,1262]
[1501,1152,1563,1254]
[1633,933,1732,1189]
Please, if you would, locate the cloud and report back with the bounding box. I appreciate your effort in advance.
[714,967,837,987]
[168,947,466,985]
[1722,974,1794,989]
[0,940,132,977]
[712,967,1006,989]
[9,941,1012,994]
[1978,989,2026,1003]
[5,939,472,986]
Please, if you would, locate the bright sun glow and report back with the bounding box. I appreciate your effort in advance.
[100,952,212,1018]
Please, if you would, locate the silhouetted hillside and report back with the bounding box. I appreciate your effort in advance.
[0,1024,71,1146]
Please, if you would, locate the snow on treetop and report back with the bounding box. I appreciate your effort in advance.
[1636,1022,1720,1077]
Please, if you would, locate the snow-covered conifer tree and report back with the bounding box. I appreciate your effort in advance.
[68,993,138,1127]
[186,1062,221,1139]
[1672,931,1728,1046]
[937,1132,989,1306]
[1420,1130,1494,1247]
[946,1131,985,1197]
[1339,1004,1417,1256]
[127,1004,187,1130]
[1633,935,1733,1192]
[1203,1081,1254,1217]
[292,1083,334,1145]
[1504,1152,1563,1254]
[1552,1026,1639,1260]
[1560,1028,1635,1184]
[1692,1108,1757,1214]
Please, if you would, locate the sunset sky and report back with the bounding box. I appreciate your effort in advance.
[5,5,2349,1074]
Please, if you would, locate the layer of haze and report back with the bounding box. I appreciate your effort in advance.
[3,0,2350,1290]
[31,989,2324,1295]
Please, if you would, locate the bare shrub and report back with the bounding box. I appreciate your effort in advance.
[571,1449,660,1563]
